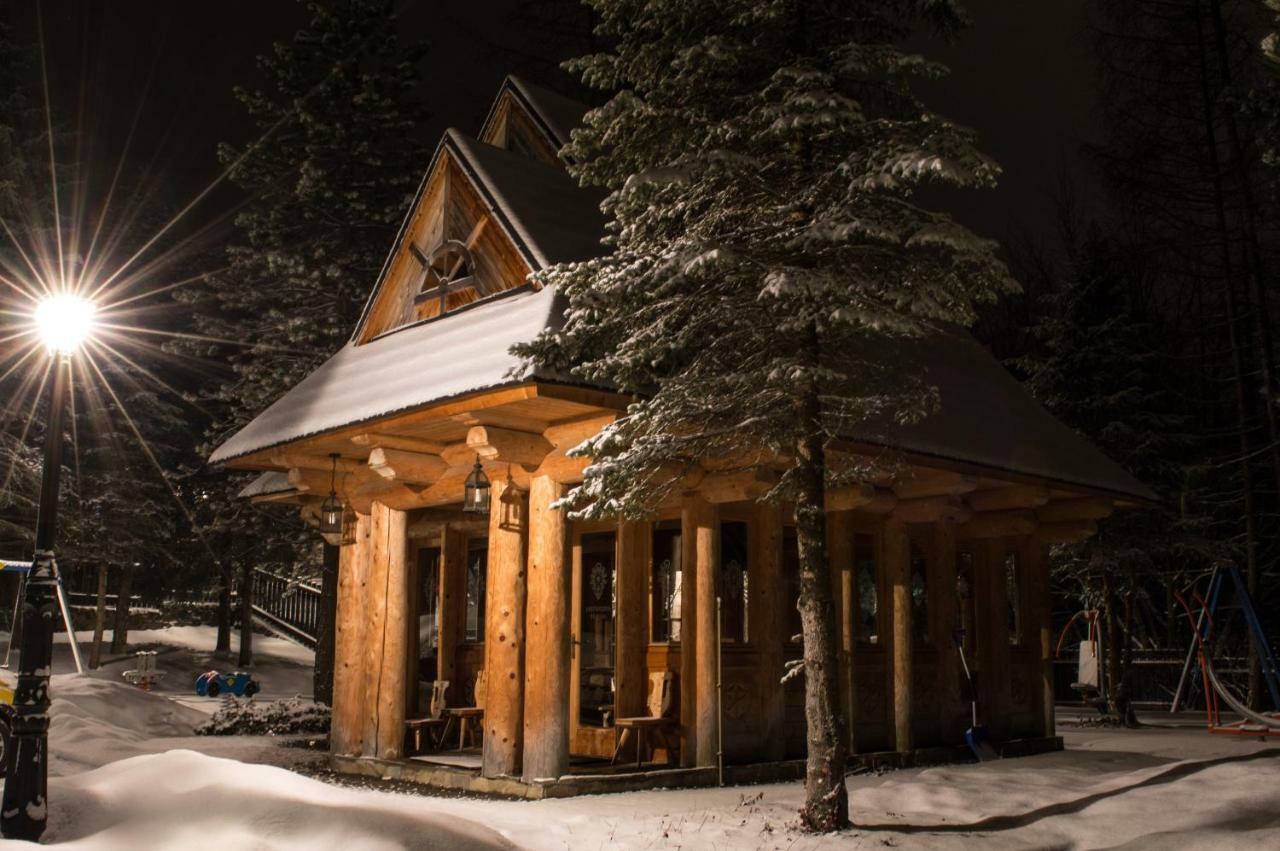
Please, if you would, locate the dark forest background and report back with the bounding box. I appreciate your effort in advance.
[0,0,1278,712]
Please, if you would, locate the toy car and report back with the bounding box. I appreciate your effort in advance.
[195,670,260,698]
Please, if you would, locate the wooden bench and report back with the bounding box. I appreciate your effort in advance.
[611,671,678,767]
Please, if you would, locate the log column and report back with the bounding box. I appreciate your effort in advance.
[984,538,1013,742]
[616,520,651,720]
[885,516,913,754]
[331,512,371,756]
[1021,536,1054,738]
[753,503,786,762]
[482,477,528,778]
[362,501,410,759]
[680,495,719,768]
[933,521,962,740]
[827,511,853,745]
[522,476,570,782]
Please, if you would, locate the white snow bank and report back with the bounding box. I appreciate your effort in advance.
[45,675,207,775]
[39,750,512,851]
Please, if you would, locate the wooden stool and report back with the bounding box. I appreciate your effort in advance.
[611,671,678,767]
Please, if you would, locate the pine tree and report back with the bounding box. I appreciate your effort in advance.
[516,0,1012,830]
[182,0,430,580]
[1014,223,1222,724]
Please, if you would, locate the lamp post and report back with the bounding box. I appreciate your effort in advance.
[2,294,95,841]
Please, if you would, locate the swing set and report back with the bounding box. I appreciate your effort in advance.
[1172,563,1280,738]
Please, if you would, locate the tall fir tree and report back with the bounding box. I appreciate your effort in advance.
[182,0,429,577]
[1013,223,1222,724]
[516,0,1012,829]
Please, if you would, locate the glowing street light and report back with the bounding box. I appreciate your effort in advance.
[2,293,98,841]
[33,294,96,356]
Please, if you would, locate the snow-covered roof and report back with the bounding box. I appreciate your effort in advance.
[210,79,1152,502]
[445,130,607,269]
[237,471,294,499]
[210,285,563,464]
[857,331,1155,501]
[505,76,590,150]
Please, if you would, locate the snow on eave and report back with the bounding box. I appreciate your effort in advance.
[236,471,294,499]
[209,284,567,466]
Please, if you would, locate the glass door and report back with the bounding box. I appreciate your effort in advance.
[578,532,617,727]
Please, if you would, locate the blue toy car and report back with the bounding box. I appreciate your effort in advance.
[195,670,260,698]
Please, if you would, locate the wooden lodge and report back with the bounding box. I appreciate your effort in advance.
[212,76,1154,796]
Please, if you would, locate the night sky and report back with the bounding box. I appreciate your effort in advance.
[10,1,1100,264]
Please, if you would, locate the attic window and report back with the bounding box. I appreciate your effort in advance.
[410,239,479,319]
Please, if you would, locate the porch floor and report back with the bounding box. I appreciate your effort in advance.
[335,736,1064,800]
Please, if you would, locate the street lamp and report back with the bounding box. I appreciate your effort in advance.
[2,294,95,841]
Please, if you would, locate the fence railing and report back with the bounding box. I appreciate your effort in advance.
[251,568,321,648]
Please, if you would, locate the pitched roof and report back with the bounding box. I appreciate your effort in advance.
[446,130,607,269]
[237,471,294,499]
[211,285,564,465]
[480,75,591,152]
[855,331,1155,501]
[211,80,1153,503]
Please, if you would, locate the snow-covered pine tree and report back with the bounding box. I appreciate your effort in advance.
[1014,224,1220,725]
[182,0,429,575]
[516,0,1012,830]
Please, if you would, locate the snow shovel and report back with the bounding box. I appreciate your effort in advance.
[954,629,998,762]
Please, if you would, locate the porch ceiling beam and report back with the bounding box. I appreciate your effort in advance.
[1037,497,1114,524]
[892,472,979,500]
[467,425,553,470]
[959,509,1038,539]
[271,452,361,473]
[1036,519,1099,544]
[367,447,449,485]
[542,413,617,449]
[891,495,973,524]
[407,517,488,538]
[695,468,777,504]
[826,483,896,513]
[965,485,1052,513]
[350,433,449,455]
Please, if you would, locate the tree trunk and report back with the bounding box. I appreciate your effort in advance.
[794,328,849,832]
[238,561,254,667]
[1102,571,1136,726]
[314,543,339,705]
[89,564,108,670]
[215,561,233,658]
[110,564,135,655]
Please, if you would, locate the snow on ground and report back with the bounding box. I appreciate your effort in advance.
[2,627,1278,850]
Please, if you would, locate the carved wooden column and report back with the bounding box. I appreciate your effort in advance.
[753,503,786,761]
[522,475,570,782]
[362,501,410,759]
[827,511,853,745]
[616,520,651,721]
[680,494,719,768]
[933,521,962,741]
[331,511,371,756]
[984,538,1013,742]
[885,516,913,754]
[482,477,528,778]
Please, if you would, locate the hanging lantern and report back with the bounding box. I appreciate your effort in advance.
[463,455,490,515]
[319,453,344,534]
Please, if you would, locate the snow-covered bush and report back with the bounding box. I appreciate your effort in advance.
[198,698,330,736]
